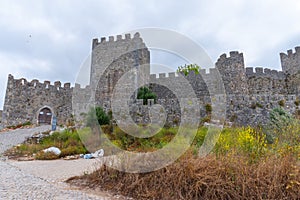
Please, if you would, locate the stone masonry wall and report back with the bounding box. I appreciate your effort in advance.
[2,74,73,126]
[91,33,150,109]
[2,32,300,127]
[144,48,300,126]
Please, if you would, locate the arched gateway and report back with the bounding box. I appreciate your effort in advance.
[37,106,53,125]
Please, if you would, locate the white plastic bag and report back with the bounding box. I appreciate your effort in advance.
[91,149,104,158]
[43,147,61,155]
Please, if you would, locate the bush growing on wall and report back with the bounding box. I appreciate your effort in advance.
[86,106,110,127]
[137,86,157,105]
[177,64,201,76]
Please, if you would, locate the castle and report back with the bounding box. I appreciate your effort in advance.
[2,33,300,127]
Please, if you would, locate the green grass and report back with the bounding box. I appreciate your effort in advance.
[67,123,300,200]
[4,129,88,160]
[6,121,32,129]
[5,119,300,162]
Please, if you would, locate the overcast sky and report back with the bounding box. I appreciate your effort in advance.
[1,0,300,108]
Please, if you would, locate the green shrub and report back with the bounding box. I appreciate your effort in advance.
[205,104,212,114]
[137,86,157,105]
[5,130,88,160]
[60,146,87,157]
[193,126,207,147]
[265,107,299,145]
[294,99,300,106]
[35,151,59,160]
[22,121,32,126]
[278,100,285,107]
[269,107,295,132]
[86,106,110,126]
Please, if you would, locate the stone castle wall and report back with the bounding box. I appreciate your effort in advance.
[143,48,300,126]
[2,74,73,126]
[2,33,300,127]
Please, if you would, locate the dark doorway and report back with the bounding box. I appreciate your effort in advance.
[38,107,52,125]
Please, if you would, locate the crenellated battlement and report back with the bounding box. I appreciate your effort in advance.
[92,32,146,50]
[7,74,72,90]
[149,68,222,83]
[280,46,300,57]
[216,51,244,65]
[245,67,286,79]
[280,46,300,75]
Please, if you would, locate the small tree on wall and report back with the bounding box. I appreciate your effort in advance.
[177,64,201,76]
[137,87,157,105]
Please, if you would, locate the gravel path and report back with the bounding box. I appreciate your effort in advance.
[0,126,51,156]
[0,126,117,200]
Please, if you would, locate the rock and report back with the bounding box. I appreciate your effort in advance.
[63,155,80,160]
[17,157,34,161]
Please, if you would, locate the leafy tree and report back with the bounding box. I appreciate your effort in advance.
[177,64,201,76]
[137,86,157,105]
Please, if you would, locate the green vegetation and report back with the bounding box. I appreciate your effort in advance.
[102,125,178,152]
[4,130,88,160]
[177,64,201,76]
[86,106,110,126]
[67,107,300,200]
[294,98,300,106]
[205,103,212,113]
[250,102,264,109]
[68,122,300,199]
[278,99,285,107]
[6,121,32,130]
[5,106,300,199]
[268,107,296,139]
[137,86,157,105]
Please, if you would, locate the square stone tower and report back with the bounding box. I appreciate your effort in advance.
[90,33,150,109]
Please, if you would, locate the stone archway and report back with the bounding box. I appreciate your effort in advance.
[37,106,53,125]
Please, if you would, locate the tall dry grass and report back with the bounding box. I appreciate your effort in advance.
[67,151,300,199]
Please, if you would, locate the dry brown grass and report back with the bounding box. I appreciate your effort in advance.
[67,151,300,200]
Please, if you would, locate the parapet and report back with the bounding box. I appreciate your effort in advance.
[150,72,179,82]
[7,75,72,90]
[280,46,300,74]
[92,32,146,49]
[216,51,243,63]
[245,67,286,79]
[216,51,245,70]
[73,83,92,90]
[280,46,300,58]
[150,67,222,83]
[54,81,61,88]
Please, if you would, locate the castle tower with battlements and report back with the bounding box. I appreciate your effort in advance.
[90,33,150,110]
[216,51,249,95]
[2,33,300,127]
